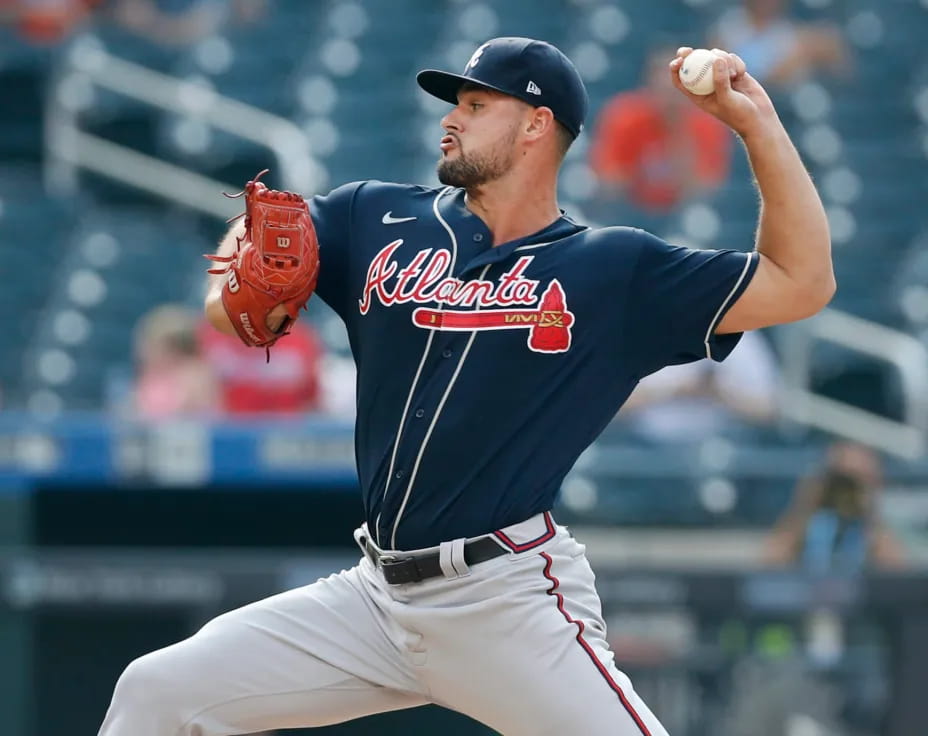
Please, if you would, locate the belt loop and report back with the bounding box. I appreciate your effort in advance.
[353,527,377,567]
[438,541,458,579]
[353,527,366,553]
[439,539,471,579]
[450,537,470,577]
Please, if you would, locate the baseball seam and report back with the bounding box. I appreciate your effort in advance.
[684,56,714,91]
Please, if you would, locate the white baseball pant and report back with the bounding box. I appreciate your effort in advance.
[98,512,669,735]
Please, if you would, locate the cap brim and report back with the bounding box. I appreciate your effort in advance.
[416,69,510,105]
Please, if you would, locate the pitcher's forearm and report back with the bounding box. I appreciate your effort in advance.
[743,118,834,295]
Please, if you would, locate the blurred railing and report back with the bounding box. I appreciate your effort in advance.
[43,41,324,218]
[781,308,928,459]
[0,412,357,489]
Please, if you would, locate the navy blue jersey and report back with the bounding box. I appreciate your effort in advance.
[309,181,758,549]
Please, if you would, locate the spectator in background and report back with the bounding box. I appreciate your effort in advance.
[197,318,325,415]
[589,44,732,215]
[107,0,265,46]
[764,441,907,572]
[710,0,849,89]
[108,0,223,45]
[133,303,219,418]
[618,329,779,442]
[1,0,101,44]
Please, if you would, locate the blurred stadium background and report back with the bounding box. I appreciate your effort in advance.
[0,0,927,734]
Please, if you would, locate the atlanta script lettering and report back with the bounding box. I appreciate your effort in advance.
[359,240,540,314]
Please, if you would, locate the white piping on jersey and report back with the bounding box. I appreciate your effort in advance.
[374,186,456,546]
[704,251,755,360]
[390,262,492,548]
[513,240,554,252]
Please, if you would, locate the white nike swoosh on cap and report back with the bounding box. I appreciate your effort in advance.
[382,211,417,224]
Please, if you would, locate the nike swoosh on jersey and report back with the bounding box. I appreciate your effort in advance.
[382,211,417,225]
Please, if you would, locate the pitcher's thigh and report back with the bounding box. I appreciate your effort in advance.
[432,552,670,736]
[498,632,668,736]
[451,625,667,736]
[99,566,427,736]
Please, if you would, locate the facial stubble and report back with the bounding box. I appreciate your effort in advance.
[436,125,519,188]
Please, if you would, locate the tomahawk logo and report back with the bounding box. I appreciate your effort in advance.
[413,281,573,353]
[466,42,490,71]
[358,241,574,353]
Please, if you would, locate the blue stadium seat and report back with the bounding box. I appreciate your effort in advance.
[15,205,211,409]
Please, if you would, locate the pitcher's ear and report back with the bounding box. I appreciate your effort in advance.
[525,106,555,140]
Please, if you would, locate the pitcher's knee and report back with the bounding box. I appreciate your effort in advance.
[107,647,192,726]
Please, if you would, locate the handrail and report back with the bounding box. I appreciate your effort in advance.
[780,308,928,459]
[44,38,324,213]
[47,126,243,220]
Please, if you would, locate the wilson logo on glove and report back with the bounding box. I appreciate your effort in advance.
[205,169,320,357]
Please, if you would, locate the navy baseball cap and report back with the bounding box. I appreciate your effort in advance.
[417,37,589,138]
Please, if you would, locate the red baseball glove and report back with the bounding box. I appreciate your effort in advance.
[206,170,320,351]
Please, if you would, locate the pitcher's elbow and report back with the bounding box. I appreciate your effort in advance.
[818,268,837,309]
[800,269,836,318]
[824,270,837,303]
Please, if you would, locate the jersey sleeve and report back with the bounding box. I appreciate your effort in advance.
[308,181,365,318]
[627,229,758,375]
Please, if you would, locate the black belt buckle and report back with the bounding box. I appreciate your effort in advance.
[379,555,423,584]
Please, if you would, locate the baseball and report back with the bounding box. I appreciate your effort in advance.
[679,48,719,96]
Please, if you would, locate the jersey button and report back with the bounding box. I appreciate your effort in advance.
[442,349,452,358]
[395,470,405,480]
[414,409,425,418]
[473,233,484,242]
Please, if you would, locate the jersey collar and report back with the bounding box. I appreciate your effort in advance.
[441,187,586,264]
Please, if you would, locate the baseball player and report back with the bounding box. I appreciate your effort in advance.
[99,38,834,735]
